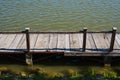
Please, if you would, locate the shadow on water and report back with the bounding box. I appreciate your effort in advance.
[0,54,120,66]
[0,54,26,65]
[1,54,120,73]
[33,54,104,66]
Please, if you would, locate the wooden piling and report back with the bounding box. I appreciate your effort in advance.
[109,27,117,52]
[82,28,87,52]
[25,28,33,65]
[25,28,30,53]
[104,56,111,67]
[25,54,33,65]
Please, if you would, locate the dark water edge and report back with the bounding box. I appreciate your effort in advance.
[0,54,104,66]
[1,54,120,79]
[0,54,120,66]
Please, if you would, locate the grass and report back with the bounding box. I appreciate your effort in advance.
[0,66,120,80]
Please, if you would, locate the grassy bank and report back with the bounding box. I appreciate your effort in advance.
[0,66,120,80]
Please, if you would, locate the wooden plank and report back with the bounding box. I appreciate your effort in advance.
[34,34,49,52]
[113,34,120,48]
[92,33,108,52]
[103,33,111,47]
[106,33,119,52]
[65,34,70,52]
[86,34,92,52]
[69,33,81,51]
[117,33,120,53]
[99,33,110,48]
[9,34,24,52]
[102,33,116,52]
[0,34,3,39]
[78,33,83,49]
[16,34,26,51]
[0,34,16,52]
[97,33,109,48]
[1,34,16,48]
[48,34,58,52]
[30,34,39,52]
[116,34,120,47]
[86,33,97,52]
[0,34,16,50]
[91,33,101,52]
[0,34,8,46]
[0,34,8,52]
[20,34,26,50]
[113,34,120,52]
[57,34,65,52]
[89,34,98,52]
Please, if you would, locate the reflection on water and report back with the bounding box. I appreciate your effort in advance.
[0,0,120,31]
[0,54,120,72]
[0,54,104,72]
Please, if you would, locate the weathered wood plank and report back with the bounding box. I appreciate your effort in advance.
[86,33,97,52]
[48,34,58,52]
[113,34,120,52]
[117,33,120,39]
[16,34,26,51]
[116,34,120,47]
[101,33,109,47]
[0,34,3,39]
[86,34,92,52]
[34,34,49,52]
[0,34,16,52]
[20,35,27,50]
[69,33,81,51]
[57,34,65,52]
[105,33,119,52]
[117,34,120,53]
[0,34,8,46]
[78,33,83,49]
[103,33,111,47]
[9,34,24,52]
[65,34,70,52]
[92,33,109,52]
[4,34,16,47]
[30,34,39,52]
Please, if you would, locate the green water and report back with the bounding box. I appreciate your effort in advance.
[0,0,120,31]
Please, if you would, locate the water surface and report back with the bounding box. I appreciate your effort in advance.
[0,0,120,31]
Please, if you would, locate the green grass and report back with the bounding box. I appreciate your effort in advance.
[0,66,120,80]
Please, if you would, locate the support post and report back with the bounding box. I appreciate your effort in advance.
[25,28,33,65]
[25,28,30,53]
[82,28,87,52]
[109,27,117,52]
[104,56,111,67]
[25,54,33,65]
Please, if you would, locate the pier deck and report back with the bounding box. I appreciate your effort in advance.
[0,30,120,56]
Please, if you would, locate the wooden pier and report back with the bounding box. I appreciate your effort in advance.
[0,27,120,65]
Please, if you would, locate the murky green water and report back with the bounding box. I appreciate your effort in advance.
[0,0,120,31]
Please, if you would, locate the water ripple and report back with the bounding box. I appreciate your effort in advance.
[0,0,120,31]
